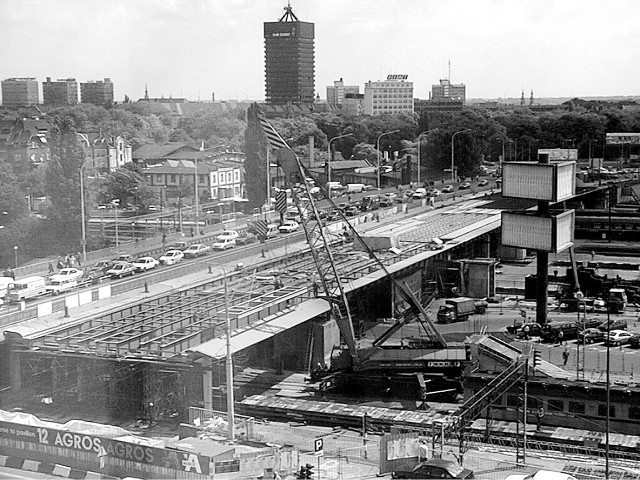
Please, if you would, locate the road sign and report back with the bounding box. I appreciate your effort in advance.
[254,220,268,239]
[276,191,288,215]
[314,437,323,456]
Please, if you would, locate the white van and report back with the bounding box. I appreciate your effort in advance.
[0,277,12,305]
[6,276,48,303]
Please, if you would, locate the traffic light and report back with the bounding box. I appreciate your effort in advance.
[533,350,541,368]
[296,464,314,478]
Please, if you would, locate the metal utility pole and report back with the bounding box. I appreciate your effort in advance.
[377,130,399,189]
[223,267,235,440]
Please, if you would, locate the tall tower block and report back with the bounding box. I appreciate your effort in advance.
[264,4,315,105]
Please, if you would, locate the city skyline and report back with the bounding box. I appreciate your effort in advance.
[1,0,639,104]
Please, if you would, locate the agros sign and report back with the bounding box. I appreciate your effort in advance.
[0,421,209,474]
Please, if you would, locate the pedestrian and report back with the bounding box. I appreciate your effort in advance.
[48,263,54,274]
[591,250,595,262]
[76,252,82,267]
[57,258,64,270]
[562,348,570,366]
[69,255,76,268]
[557,330,564,345]
[536,408,544,431]
[523,324,530,341]
[64,255,70,267]
[312,281,319,297]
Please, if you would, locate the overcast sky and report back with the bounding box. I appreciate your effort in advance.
[2,0,638,103]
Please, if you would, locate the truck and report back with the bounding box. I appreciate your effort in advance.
[437,297,488,324]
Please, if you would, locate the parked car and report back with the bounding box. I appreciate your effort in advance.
[84,267,109,284]
[50,268,84,283]
[577,328,605,344]
[106,262,136,279]
[458,182,472,190]
[598,318,628,331]
[46,278,79,296]
[279,220,299,233]
[236,232,257,245]
[392,458,474,479]
[211,237,236,250]
[477,179,489,187]
[114,253,135,263]
[183,244,211,258]
[91,260,113,272]
[344,205,360,216]
[216,230,239,242]
[132,256,159,272]
[604,329,633,346]
[430,188,442,196]
[159,250,184,265]
[167,241,189,251]
[629,334,640,348]
[412,188,428,199]
[442,185,454,193]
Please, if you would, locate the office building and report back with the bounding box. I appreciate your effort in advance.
[430,79,466,103]
[327,78,359,106]
[1,78,39,107]
[80,78,114,106]
[264,5,314,105]
[43,77,78,105]
[363,75,414,116]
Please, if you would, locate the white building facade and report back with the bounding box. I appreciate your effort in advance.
[363,75,414,116]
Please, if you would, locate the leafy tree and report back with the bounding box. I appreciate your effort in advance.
[98,164,156,208]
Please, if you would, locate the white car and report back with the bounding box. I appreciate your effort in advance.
[278,220,299,233]
[183,244,211,258]
[50,268,84,283]
[604,329,633,346]
[216,230,239,242]
[106,262,136,279]
[132,256,159,272]
[46,278,79,296]
[412,188,427,199]
[159,249,184,265]
[442,185,454,193]
[212,237,236,250]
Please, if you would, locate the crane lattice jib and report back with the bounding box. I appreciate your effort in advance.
[275,147,360,363]
[274,146,447,358]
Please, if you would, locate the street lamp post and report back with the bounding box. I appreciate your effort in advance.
[377,130,399,189]
[13,245,18,269]
[220,265,235,441]
[327,133,353,184]
[79,159,93,263]
[450,130,470,183]
[194,157,199,235]
[416,129,438,186]
[114,203,119,247]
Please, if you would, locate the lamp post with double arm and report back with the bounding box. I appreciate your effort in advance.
[377,130,400,189]
[450,129,471,183]
[416,129,438,186]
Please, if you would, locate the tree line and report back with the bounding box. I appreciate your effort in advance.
[1,99,640,267]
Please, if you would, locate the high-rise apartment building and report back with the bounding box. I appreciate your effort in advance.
[80,78,114,105]
[430,79,466,103]
[363,75,414,116]
[326,78,359,106]
[43,77,78,105]
[264,5,314,105]
[1,78,39,107]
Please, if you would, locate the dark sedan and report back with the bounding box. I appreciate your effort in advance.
[392,458,474,479]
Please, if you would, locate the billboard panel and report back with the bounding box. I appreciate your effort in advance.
[502,162,575,202]
[502,212,553,251]
[501,210,574,253]
[538,148,578,160]
[606,133,640,145]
